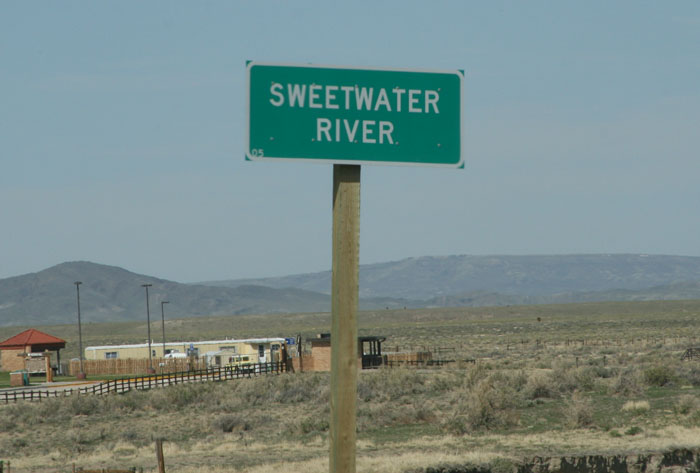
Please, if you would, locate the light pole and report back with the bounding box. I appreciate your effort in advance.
[74,281,86,380]
[142,284,155,374]
[160,300,169,358]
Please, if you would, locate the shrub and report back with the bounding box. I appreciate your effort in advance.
[524,371,558,399]
[592,365,614,379]
[0,413,14,432]
[413,403,436,423]
[466,378,517,429]
[610,366,644,397]
[64,429,107,453]
[300,417,329,434]
[676,364,700,386]
[675,395,700,415]
[505,369,528,392]
[106,390,144,413]
[66,394,101,416]
[461,363,489,389]
[644,365,676,387]
[430,372,460,393]
[35,398,67,422]
[443,375,518,434]
[227,373,329,407]
[214,414,250,433]
[357,368,426,402]
[551,359,607,392]
[442,416,470,435]
[265,372,328,404]
[119,428,146,445]
[625,426,643,435]
[562,392,594,428]
[12,437,29,449]
[686,409,700,426]
[148,382,214,410]
[621,400,650,415]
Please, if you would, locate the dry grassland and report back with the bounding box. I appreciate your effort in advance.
[3,300,700,472]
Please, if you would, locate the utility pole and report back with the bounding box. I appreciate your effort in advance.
[74,281,86,380]
[142,284,155,374]
[161,300,169,358]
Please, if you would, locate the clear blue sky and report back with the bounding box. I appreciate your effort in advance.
[1,1,699,283]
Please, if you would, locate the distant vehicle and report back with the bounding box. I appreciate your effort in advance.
[164,352,187,359]
[225,354,254,373]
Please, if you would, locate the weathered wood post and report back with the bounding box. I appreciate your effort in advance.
[329,164,360,473]
[44,350,53,383]
[156,438,166,473]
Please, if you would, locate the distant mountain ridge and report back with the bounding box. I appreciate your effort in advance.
[1,255,699,327]
[201,254,700,300]
[0,262,332,327]
[425,281,700,308]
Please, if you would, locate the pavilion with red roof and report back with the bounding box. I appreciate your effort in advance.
[0,329,66,373]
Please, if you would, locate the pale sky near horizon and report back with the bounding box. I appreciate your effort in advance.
[1,1,699,283]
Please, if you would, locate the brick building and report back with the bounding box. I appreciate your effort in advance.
[308,334,386,371]
[0,329,66,372]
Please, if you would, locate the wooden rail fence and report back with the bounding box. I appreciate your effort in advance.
[383,359,474,368]
[74,469,139,473]
[69,358,206,376]
[1,362,285,404]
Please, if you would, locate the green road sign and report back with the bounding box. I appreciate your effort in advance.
[246,62,464,168]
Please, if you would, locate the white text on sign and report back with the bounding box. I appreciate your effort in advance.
[269,83,440,144]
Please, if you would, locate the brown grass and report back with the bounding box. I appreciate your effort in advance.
[3,300,700,471]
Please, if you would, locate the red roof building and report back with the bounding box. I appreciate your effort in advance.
[0,329,66,372]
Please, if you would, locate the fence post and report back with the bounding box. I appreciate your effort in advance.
[155,438,166,473]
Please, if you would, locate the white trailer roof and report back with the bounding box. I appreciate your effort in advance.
[85,337,286,351]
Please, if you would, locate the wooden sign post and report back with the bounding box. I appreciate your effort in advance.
[329,164,361,473]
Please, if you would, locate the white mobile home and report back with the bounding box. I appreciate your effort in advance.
[85,338,285,364]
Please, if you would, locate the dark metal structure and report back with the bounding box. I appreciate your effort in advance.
[681,347,700,361]
[360,336,386,369]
